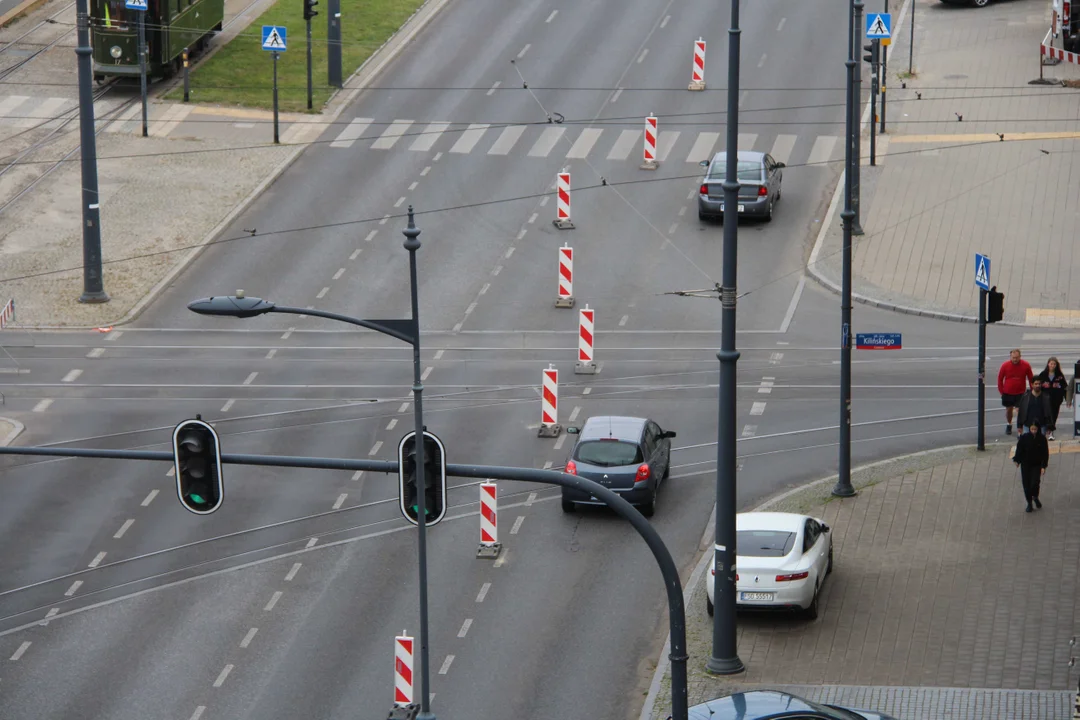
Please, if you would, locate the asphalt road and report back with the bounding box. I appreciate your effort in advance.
[0,0,1072,718]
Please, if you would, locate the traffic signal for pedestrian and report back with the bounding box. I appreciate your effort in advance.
[863,41,879,67]
[172,418,224,514]
[397,430,447,526]
[303,0,318,20]
[987,286,1005,323]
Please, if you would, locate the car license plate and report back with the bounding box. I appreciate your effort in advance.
[740,592,773,601]
[720,204,746,213]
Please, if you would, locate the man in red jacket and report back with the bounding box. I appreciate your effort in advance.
[998,348,1034,435]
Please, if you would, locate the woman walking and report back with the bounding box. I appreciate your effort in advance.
[1037,357,1069,440]
[1013,421,1048,512]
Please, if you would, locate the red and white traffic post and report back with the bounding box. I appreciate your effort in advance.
[575,304,597,375]
[393,632,416,709]
[476,482,502,558]
[689,38,706,90]
[553,171,574,229]
[556,243,575,308]
[538,364,561,437]
[0,298,14,330]
[641,115,658,170]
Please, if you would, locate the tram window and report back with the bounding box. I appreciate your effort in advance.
[101,0,130,27]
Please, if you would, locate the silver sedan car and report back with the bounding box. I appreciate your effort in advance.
[697,150,784,222]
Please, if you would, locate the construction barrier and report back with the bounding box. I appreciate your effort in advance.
[556,244,574,308]
[477,482,502,558]
[575,305,597,375]
[689,38,706,90]
[553,172,574,229]
[642,115,658,170]
[0,299,13,330]
[538,365,561,437]
[394,633,414,705]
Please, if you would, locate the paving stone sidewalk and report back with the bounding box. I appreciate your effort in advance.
[647,445,1080,720]
[811,0,1080,326]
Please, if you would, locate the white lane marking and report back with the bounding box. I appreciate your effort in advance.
[372,119,414,150]
[332,268,346,280]
[742,425,757,438]
[757,53,767,68]
[394,197,406,208]
[686,131,720,163]
[487,81,501,96]
[243,372,258,385]
[434,349,445,360]
[281,328,293,340]
[494,552,508,568]
[398,402,410,413]
[668,222,678,235]
[166,467,175,477]
[213,664,234,687]
[409,121,450,152]
[516,228,527,241]
[492,265,503,276]
[349,249,362,261]
[568,406,581,422]
[687,189,695,200]
[189,707,206,720]
[657,131,680,161]
[476,582,491,602]
[434,152,443,162]
[266,349,277,359]
[458,619,472,637]
[369,440,383,456]
[10,641,30,660]
[779,275,806,333]
[421,366,433,381]
[528,213,538,225]
[583,387,591,395]
[352,471,364,481]
[488,125,526,155]
[285,563,302,581]
[660,14,670,28]
[540,196,549,206]
[566,128,603,159]
[510,516,525,535]
[610,87,623,103]
[517,43,531,59]
[316,287,330,300]
[527,127,565,157]
[769,134,797,164]
[637,48,649,63]
[777,17,787,31]
[114,519,134,539]
[450,123,490,154]
[330,117,372,148]
[380,214,390,226]
[221,399,235,412]
[619,315,629,326]
[738,133,758,151]
[306,538,318,548]
[408,181,418,191]
[543,461,553,470]
[386,418,398,431]
[32,399,53,412]
[553,434,567,451]
[545,9,557,22]
[480,283,490,295]
[770,352,784,364]
[62,369,82,383]
[364,230,378,243]
[264,591,283,611]
[44,608,59,620]
[141,489,159,507]
[807,135,838,166]
[758,380,774,394]
[240,628,258,648]
[87,347,105,358]
[526,492,537,506]
[332,493,347,510]
[505,247,515,259]
[106,331,122,341]
[420,166,432,177]
[750,401,767,416]
[89,552,107,568]
[65,580,82,596]
[438,655,455,674]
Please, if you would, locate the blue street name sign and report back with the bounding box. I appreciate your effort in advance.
[262,25,287,52]
[974,253,991,291]
[856,333,902,350]
[866,13,891,39]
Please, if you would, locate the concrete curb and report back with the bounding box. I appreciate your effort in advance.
[637,443,980,720]
[0,0,48,28]
[0,417,25,446]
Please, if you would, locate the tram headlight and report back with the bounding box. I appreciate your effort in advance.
[110,46,122,59]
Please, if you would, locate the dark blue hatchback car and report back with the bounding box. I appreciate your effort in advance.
[689,690,897,720]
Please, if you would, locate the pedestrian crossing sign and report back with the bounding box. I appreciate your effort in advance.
[261,25,287,52]
[124,0,147,9]
[866,13,891,39]
[975,253,991,291]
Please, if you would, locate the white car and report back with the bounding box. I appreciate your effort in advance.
[706,512,833,619]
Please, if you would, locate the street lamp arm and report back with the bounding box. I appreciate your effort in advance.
[269,306,417,345]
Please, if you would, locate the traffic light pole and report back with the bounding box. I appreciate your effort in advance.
[74,0,109,303]
[305,16,313,110]
[978,288,987,451]
[869,40,878,166]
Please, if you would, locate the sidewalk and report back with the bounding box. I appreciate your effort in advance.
[810,0,1080,326]
[646,445,1080,720]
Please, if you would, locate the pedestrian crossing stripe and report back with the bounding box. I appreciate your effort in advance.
[262,26,287,51]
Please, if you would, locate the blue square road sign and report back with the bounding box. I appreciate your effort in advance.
[975,253,991,291]
[866,13,891,39]
[262,25,287,52]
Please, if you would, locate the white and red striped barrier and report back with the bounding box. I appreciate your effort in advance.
[556,244,575,308]
[1042,26,1080,65]
[575,305,597,374]
[538,364,561,437]
[642,115,658,170]
[476,482,502,557]
[689,38,706,90]
[394,632,414,706]
[553,171,574,229]
[0,299,13,330]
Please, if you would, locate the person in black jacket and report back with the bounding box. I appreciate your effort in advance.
[1017,380,1052,435]
[1036,357,1069,440]
[1013,421,1048,512]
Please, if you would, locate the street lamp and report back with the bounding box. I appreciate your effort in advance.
[188,206,439,720]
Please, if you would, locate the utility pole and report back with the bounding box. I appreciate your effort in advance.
[74,0,109,303]
[880,0,888,133]
[706,0,746,678]
[852,0,865,235]
[327,0,342,88]
[978,287,987,451]
[833,0,859,498]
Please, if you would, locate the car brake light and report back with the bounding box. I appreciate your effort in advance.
[776,571,809,582]
[710,567,715,576]
[757,185,768,197]
[635,463,650,482]
[699,184,709,195]
[565,460,577,475]
[735,573,739,581]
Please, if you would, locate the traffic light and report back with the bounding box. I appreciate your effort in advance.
[172,418,224,514]
[397,430,447,526]
[863,40,879,67]
[987,286,1005,323]
[303,0,318,20]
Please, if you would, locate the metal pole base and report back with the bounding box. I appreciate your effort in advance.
[386,704,420,720]
[688,80,706,91]
[537,423,562,438]
[574,361,598,375]
[640,160,658,170]
[705,655,746,675]
[555,295,575,308]
[552,218,575,230]
[831,479,857,497]
[78,290,110,304]
[852,223,864,236]
[476,542,502,559]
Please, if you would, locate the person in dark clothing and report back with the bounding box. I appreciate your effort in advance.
[1013,422,1048,512]
[1037,357,1069,440]
[1017,380,1052,435]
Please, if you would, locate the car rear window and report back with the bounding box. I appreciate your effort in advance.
[574,440,644,467]
[737,530,796,557]
[708,161,762,182]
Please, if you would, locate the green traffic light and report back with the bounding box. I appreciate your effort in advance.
[189,493,207,505]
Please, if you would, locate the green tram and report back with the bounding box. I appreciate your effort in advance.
[90,0,224,81]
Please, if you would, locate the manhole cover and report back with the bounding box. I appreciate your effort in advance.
[943,74,968,79]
